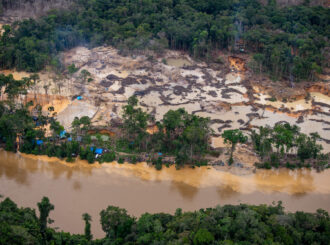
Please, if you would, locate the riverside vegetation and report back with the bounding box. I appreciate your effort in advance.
[0,196,329,245]
[0,73,328,170]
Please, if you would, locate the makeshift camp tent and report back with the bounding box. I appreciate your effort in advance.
[90,147,103,155]
[60,130,66,138]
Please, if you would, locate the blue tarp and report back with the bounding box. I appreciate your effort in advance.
[67,137,72,141]
[77,96,83,100]
[60,130,66,138]
[90,147,103,154]
[158,152,163,156]
[36,140,43,145]
[95,148,103,154]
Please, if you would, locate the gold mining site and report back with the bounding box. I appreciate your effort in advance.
[2,46,330,168]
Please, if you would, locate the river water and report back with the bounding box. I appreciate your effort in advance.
[1,150,330,238]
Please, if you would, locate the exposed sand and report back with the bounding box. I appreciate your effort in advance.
[166,58,192,67]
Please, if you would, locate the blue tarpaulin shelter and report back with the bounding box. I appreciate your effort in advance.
[90,147,103,154]
[67,137,72,141]
[158,152,163,156]
[95,148,103,154]
[60,130,66,138]
[77,96,83,100]
[36,140,43,145]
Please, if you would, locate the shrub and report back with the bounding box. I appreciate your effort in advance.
[66,156,75,163]
[209,149,222,157]
[67,64,79,74]
[103,152,116,162]
[270,153,279,168]
[286,162,295,169]
[263,161,271,169]
[155,162,162,170]
[86,151,95,164]
[130,155,137,164]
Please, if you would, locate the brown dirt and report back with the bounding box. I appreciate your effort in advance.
[87,129,116,137]
[228,56,247,72]
[306,82,330,96]
[146,125,159,134]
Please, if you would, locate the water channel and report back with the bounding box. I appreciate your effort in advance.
[1,150,330,238]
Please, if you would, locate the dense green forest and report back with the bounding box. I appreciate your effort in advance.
[0,196,329,244]
[0,0,329,81]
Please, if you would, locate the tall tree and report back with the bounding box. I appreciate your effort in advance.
[100,206,135,240]
[122,95,149,150]
[82,213,92,241]
[37,197,54,244]
[222,129,247,165]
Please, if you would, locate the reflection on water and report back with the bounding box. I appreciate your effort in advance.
[1,150,330,238]
[217,185,240,199]
[254,169,315,194]
[170,181,199,200]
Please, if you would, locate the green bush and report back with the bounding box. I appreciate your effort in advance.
[270,153,279,168]
[259,161,271,169]
[209,149,222,157]
[86,151,95,164]
[66,156,75,163]
[155,162,162,170]
[102,152,116,162]
[286,162,295,169]
[130,155,137,164]
[67,64,79,74]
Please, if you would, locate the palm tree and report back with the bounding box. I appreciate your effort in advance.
[82,213,93,241]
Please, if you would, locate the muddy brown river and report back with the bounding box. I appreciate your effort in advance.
[1,150,330,238]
